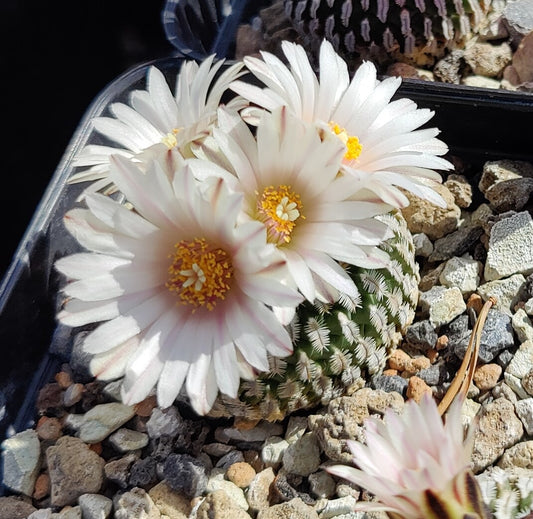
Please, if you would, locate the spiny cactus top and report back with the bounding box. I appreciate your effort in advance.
[282,0,493,65]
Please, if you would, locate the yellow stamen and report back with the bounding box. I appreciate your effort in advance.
[329,121,363,161]
[257,185,303,246]
[161,128,181,149]
[167,238,233,311]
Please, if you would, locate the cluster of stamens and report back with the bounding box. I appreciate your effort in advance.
[329,122,363,161]
[166,237,233,311]
[257,185,303,245]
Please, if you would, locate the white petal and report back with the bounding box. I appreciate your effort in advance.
[186,352,218,415]
[83,292,171,353]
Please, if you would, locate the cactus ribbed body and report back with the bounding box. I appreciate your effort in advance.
[282,0,492,65]
[208,211,420,421]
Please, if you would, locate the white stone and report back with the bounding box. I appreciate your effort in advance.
[505,340,533,399]
[515,398,533,436]
[477,274,527,316]
[317,496,358,519]
[28,510,53,519]
[439,255,481,294]
[525,297,533,316]
[412,233,433,257]
[206,477,249,511]
[79,493,113,519]
[66,402,136,444]
[1,429,41,496]
[261,436,289,467]
[512,308,533,343]
[426,286,467,327]
[109,428,149,453]
[484,211,533,281]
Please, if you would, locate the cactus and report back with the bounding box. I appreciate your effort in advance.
[208,211,419,421]
[258,0,493,67]
[477,467,533,519]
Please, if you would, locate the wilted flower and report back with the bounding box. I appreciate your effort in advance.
[69,55,245,195]
[191,105,394,308]
[230,39,452,208]
[326,393,489,518]
[56,155,302,415]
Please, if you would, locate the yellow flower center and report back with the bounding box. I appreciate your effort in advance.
[166,238,233,311]
[329,121,363,161]
[161,128,181,149]
[257,185,303,246]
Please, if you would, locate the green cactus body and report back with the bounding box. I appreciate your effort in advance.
[209,211,419,422]
[281,0,492,65]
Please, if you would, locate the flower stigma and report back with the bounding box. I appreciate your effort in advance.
[257,185,303,246]
[167,238,233,311]
[161,128,181,149]
[328,122,363,161]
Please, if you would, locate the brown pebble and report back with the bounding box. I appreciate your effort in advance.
[383,368,398,376]
[427,348,439,363]
[406,376,432,402]
[410,356,431,372]
[89,443,103,455]
[388,349,412,371]
[436,335,449,351]
[473,363,502,391]
[386,62,422,79]
[134,395,158,417]
[33,473,51,500]
[243,450,264,473]
[36,416,63,441]
[36,383,64,415]
[466,293,484,315]
[226,462,256,488]
[54,371,73,389]
[234,417,261,430]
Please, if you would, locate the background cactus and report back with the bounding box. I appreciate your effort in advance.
[208,211,420,421]
[477,467,533,519]
[254,0,494,68]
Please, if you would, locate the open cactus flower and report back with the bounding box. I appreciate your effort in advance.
[230,39,453,208]
[56,40,452,418]
[326,394,490,519]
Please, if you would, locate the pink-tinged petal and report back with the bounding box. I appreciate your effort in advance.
[283,248,316,302]
[302,250,360,299]
[311,200,391,221]
[110,155,182,229]
[369,171,447,208]
[238,272,302,308]
[72,144,132,168]
[236,294,293,357]
[230,79,283,113]
[111,102,162,143]
[361,107,435,147]
[83,291,171,354]
[63,209,123,256]
[59,299,120,327]
[186,353,218,416]
[56,253,130,279]
[213,337,240,398]
[346,76,402,134]
[212,127,259,193]
[156,313,207,408]
[146,66,180,129]
[315,40,349,120]
[121,307,181,405]
[280,41,319,120]
[92,117,149,152]
[333,60,379,123]
[90,335,140,380]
